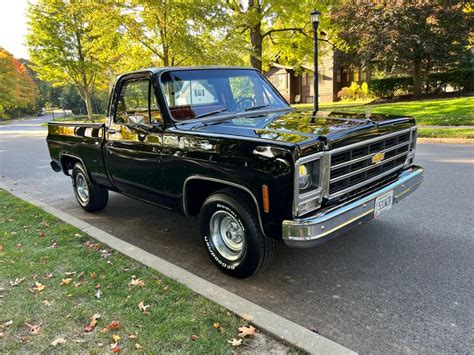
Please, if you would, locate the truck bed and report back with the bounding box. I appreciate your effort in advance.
[46,122,111,187]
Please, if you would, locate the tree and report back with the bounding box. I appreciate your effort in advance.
[116,0,231,67]
[0,48,37,119]
[27,0,121,120]
[332,1,473,97]
[224,0,335,71]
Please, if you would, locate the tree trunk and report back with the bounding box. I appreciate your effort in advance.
[413,59,422,98]
[250,23,263,72]
[83,87,94,121]
[248,0,263,72]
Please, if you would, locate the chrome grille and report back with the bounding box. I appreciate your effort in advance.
[329,130,411,198]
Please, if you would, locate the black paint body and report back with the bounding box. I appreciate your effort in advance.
[47,67,415,239]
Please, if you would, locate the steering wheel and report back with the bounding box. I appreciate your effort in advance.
[232,97,257,112]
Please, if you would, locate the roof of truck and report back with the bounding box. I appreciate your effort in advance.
[116,66,257,80]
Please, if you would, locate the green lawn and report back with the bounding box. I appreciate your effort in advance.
[293,96,474,126]
[0,190,259,353]
[418,127,474,139]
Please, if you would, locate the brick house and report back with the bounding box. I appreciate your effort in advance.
[264,50,370,104]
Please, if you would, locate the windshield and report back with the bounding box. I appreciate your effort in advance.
[159,69,289,122]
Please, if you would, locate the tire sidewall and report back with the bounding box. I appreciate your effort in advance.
[72,164,91,209]
[200,196,260,276]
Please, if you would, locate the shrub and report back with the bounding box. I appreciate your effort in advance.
[426,69,474,93]
[360,82,370,99]
[368,76,414,98]
[337,81,361,100]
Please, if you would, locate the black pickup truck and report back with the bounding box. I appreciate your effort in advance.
[47,67,424,277]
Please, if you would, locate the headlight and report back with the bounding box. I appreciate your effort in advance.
[298,164,312,190]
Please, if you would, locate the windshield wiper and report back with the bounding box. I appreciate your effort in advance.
[245,104,271,112]
[194,108,228,119]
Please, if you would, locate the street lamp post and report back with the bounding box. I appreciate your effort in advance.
[311,10,321,118]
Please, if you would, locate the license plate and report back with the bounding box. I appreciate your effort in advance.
[374,190,393,217]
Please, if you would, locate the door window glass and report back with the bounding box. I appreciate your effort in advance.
[115,79,150,125]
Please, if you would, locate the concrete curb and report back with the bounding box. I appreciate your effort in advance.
[0,182,356,355]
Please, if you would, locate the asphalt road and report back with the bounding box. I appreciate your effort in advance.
[1,116,473,354]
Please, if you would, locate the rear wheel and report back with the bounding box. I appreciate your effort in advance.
[72,163,108,212]
[199,189,276,278]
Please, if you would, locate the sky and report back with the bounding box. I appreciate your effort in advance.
[0,0,30,59]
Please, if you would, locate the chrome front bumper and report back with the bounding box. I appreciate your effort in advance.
[282,166,424,248]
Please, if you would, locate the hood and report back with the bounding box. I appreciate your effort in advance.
[176,109,415,153]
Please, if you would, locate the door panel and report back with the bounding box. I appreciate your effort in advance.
[104,76,167,205]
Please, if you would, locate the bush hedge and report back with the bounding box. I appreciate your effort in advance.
[368,76,414,98]
[426,69,474,93]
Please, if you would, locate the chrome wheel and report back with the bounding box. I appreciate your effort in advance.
[209,210,245,261]
[75,172,89,204]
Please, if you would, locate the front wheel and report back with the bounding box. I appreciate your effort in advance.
[199,189,276,278]
[72,163,108,212]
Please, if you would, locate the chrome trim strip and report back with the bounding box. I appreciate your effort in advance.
[182,175,267,238]
[329,164,405,198]
[331,141,410,170]
[329,128,411,154]
[282,166,424,248]
[329,151,409,183]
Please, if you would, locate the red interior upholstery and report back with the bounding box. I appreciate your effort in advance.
[170,104,225,121]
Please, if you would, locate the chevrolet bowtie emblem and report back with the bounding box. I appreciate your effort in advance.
[372,152,385,164]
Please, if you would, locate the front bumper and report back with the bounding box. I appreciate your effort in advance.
[282,166,424,248]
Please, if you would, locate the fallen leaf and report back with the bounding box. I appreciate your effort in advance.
[91,272,97,280]
[47,241,58,249]
[31,282,45,293]
[50,337,66,346]
[212,322,221,329]
[73,339,85,343]
[0,244,4,253]
[74,282,82,288]
[42,220,49,227]
[74,233,82,238]
[95,283,101,289]
[44,273,54,279]
[129,276,145,288]
[228,338,243,347]
[135,343,144,350]
[10,277,25,286]
[1,320,13,329]
[0,332,3,338]
[77,271,84,279]
[60,278,72,286]
[238,325,257,338]
[107,260,113,265]
[84,313,100,333]
[111,343,121,353]
[16,243,23,248]
[39,231,46,238]
[25,322,42,335]
[43,300,52,307]
[242,313,254,321]
[138,301,150,314]
[108,321,120,330]
[64,271,76,277]
[128,334,138,339]
[99,249,112,259]
[112,334,121,342]
[191,334,199,341]
[95,289,102,299]
[155,278,161,286]
[100,327,109,333]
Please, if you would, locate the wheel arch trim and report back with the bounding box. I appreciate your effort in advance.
[182,176,267,238]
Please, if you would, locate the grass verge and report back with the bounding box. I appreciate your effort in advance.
[418,127,474,139]
[0,189,254,353]
[293,96,474,126]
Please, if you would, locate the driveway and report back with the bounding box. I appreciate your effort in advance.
[1,116,473,354]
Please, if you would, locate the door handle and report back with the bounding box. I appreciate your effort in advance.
[108,128,117,134]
